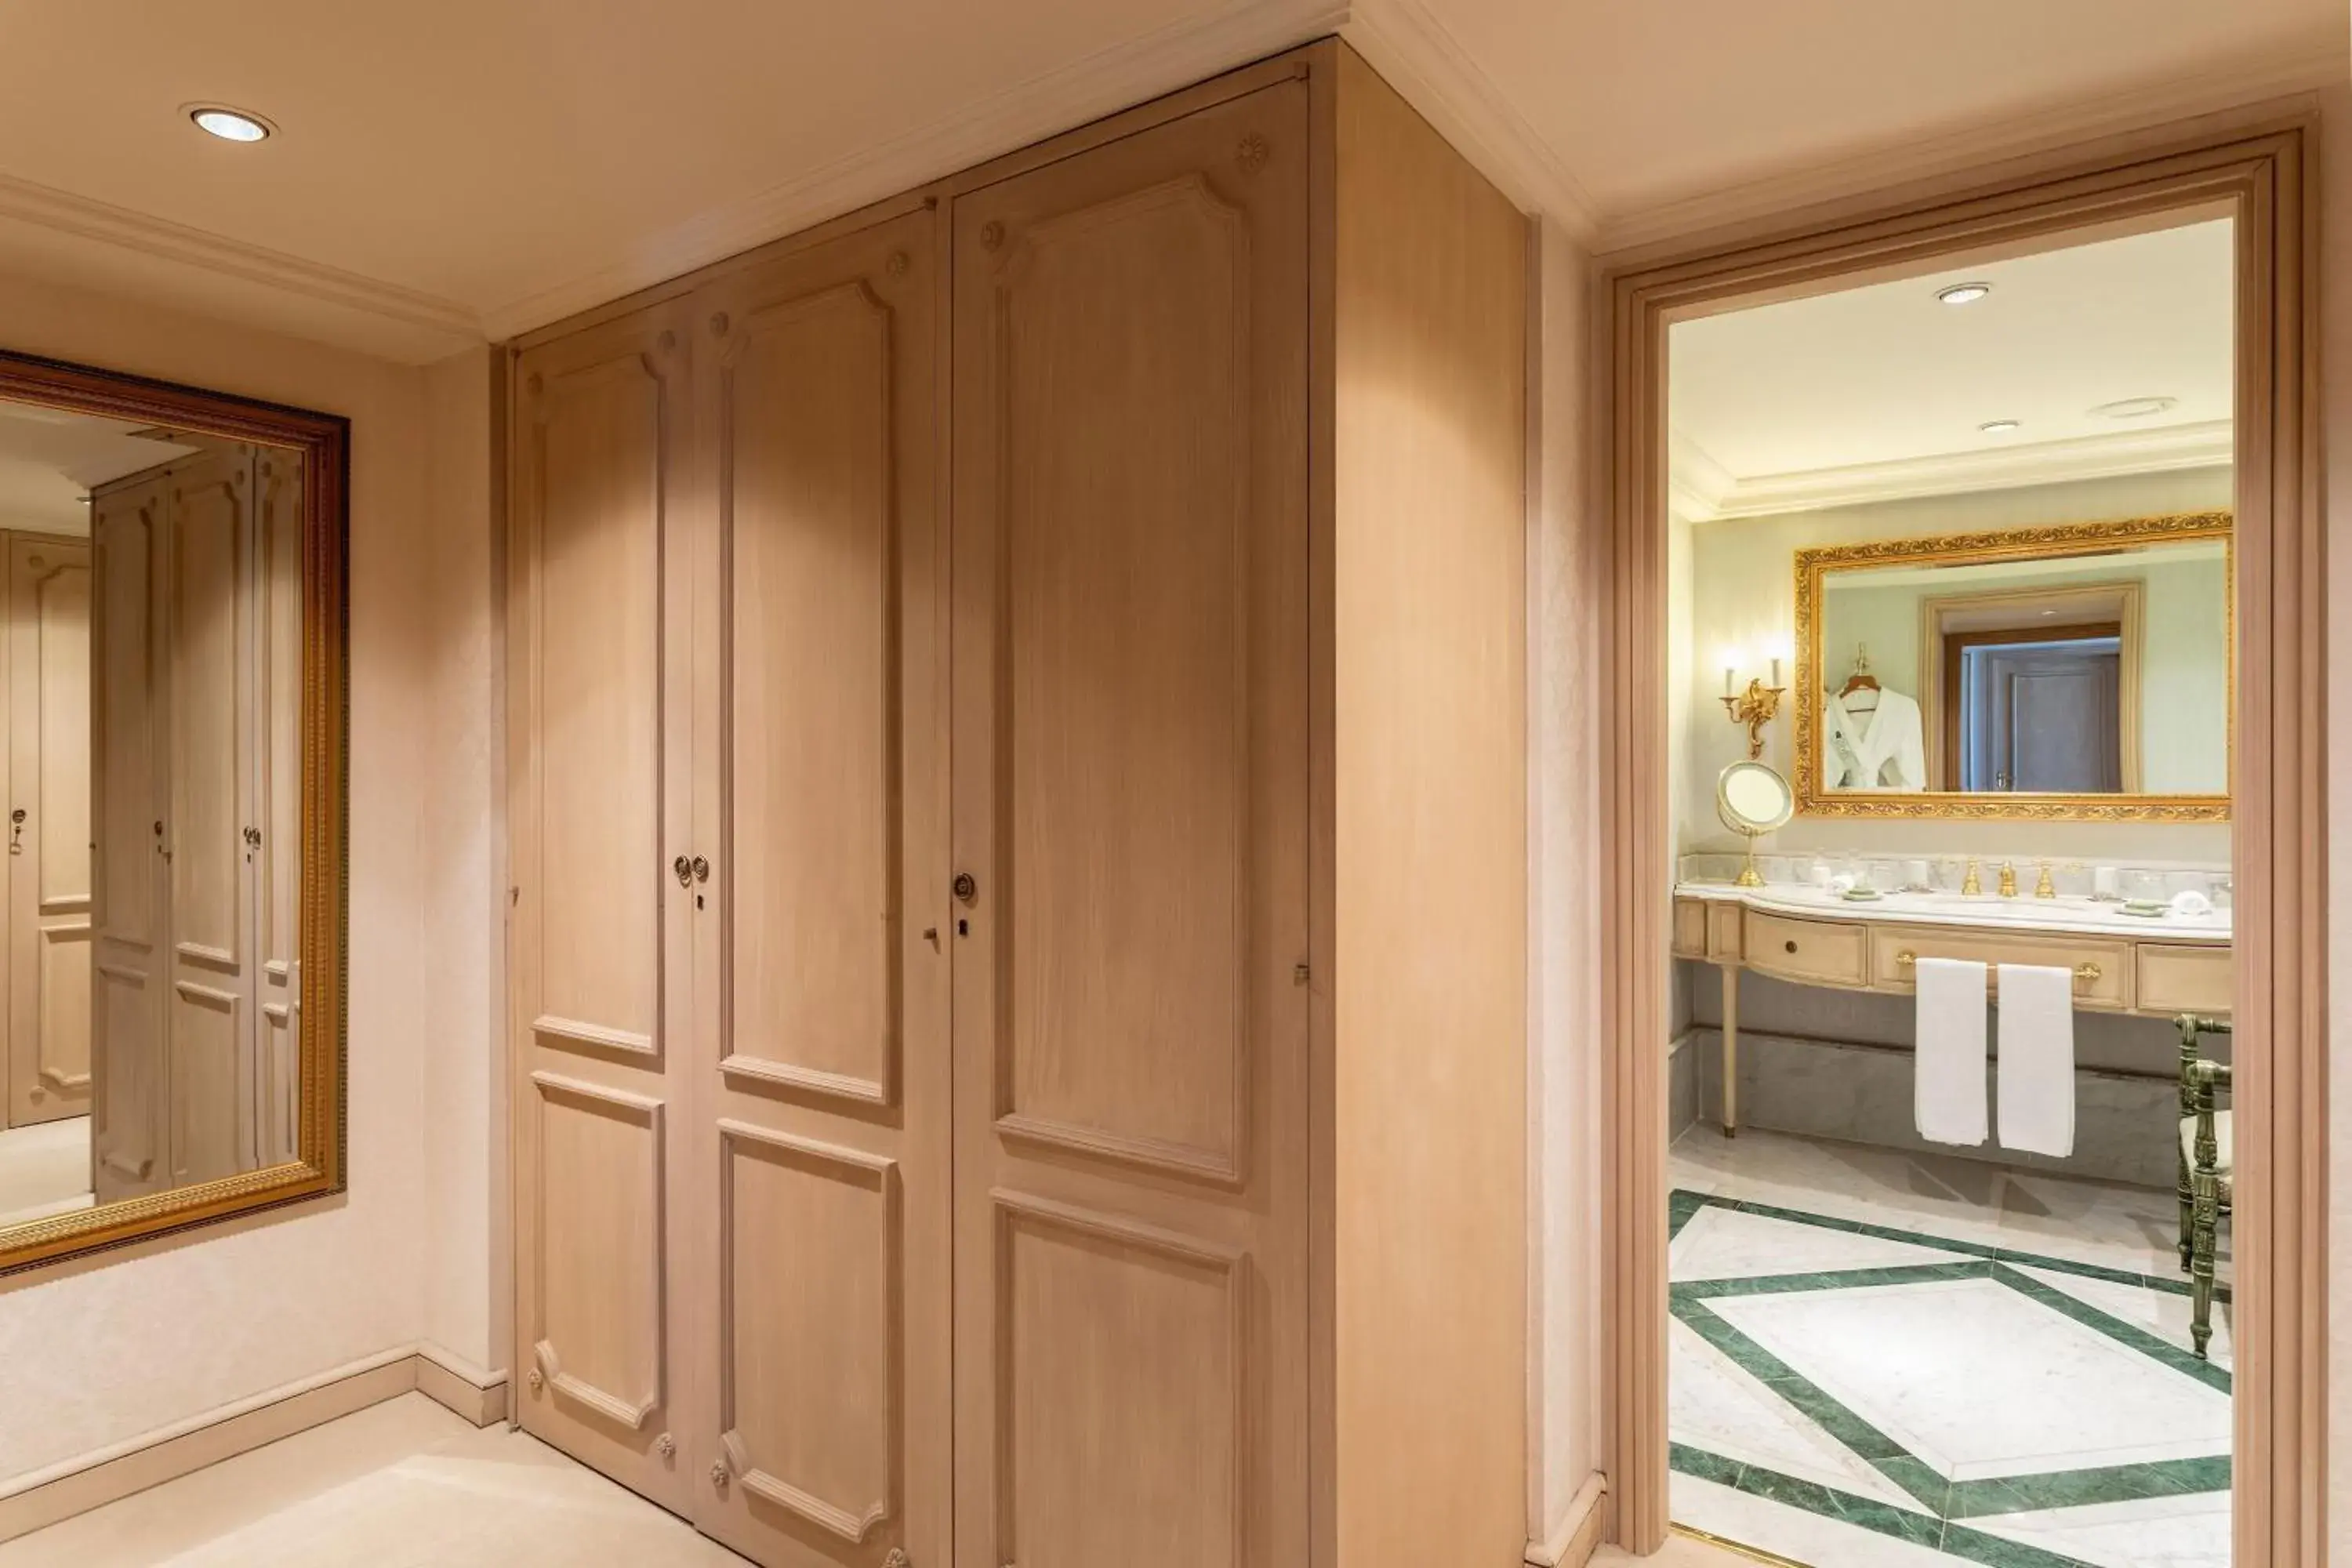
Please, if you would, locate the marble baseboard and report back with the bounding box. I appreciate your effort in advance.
[1693,1029,2180,1189]
[1671,1032,1699,1142]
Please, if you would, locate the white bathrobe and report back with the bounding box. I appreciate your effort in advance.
[1824,687,1926,791]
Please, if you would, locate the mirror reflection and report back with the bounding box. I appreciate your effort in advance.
[1804,516,2230,802]
[0,399,303,1230]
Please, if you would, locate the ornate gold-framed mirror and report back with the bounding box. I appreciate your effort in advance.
[1794,510,2231,822]
[0,348,345,1276]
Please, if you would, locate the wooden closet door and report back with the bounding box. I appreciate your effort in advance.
[949,83,1312,1568]
[681,209,949,1568]
[161,448,260,1185]
[510,301,697,1512]
[5,534,92,1129]
[254,451,303,1167]
[90,475,169,1200]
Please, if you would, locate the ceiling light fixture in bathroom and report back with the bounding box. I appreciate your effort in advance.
[187,103,274,143]
[1936,282,1992,305]
[2089,396,2177,420]
[1978,419,2021,434]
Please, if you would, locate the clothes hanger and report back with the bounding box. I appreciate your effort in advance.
[1838,643,1881,699]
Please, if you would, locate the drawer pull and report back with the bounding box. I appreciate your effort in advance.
[1895,949,2100,986]
[1784,940,1797,953]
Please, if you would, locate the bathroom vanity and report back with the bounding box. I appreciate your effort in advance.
[1671,881,2231,1132]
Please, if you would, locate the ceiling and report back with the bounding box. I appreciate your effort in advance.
[1669,219,2235,520]
[0,403,196,535]
[0,0,2339,360]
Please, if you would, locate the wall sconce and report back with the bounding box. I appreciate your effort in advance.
[1719,643,1786,760]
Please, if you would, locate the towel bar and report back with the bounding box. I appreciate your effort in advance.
[1895,949,2100,986]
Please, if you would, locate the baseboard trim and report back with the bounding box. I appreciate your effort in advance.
[1527,1472,1607,1566]
[0,1348,509,1544]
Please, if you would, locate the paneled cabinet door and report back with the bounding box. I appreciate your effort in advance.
[510,300,697,1514]
[681,211,950,1568]
[6,534,92,1130]
[949,83,1312,1568]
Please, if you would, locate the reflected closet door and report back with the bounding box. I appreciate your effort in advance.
[681,209,949,1568]
[948,83,1312,1568]
[5,534,92,1129]
[90,477,168,1200]
[511,302,697,1512]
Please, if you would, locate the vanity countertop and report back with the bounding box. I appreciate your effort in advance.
[1674,880,2231,945]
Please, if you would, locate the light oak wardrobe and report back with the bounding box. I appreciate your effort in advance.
[508,42,1528,1568]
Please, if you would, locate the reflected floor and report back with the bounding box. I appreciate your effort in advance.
[0,1116,92,1228]
[1668,1127,2231,1568]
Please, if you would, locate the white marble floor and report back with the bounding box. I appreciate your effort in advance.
[1668,1126,2232,1568]
[0,1396,748,1567]
[0,1116,93,1228]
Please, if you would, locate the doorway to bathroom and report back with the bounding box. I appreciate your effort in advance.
[1599,118,2324,1568]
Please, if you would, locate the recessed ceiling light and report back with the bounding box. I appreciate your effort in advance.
[187,104,274,143]
[1979,419,2022,434]
[2089,396,2178,420]
[1936,282,1993,306]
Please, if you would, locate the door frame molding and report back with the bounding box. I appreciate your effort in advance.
[1599,111,2324,1559]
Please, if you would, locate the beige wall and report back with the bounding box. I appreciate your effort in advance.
[1676,466,2236,863]
[0,273,499,1490]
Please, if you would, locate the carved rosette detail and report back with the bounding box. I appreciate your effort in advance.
[980,220,1006,252]
[885,250,909,278]
[709,311,730,338]
[658,329,677,353]
[1236,133,1272,174]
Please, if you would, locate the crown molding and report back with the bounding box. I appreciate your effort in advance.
[1595,22,2349,259]
[0,169,481,359]
[1339,0,1599,240]
[481,0,1348,339]
[1679,419,2233,523]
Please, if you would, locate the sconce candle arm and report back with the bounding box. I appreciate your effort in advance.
[1720,677,1786,761]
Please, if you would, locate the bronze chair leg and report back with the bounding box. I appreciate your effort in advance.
[2190,1166,2221,1359]
[2177,1147,2194,1272]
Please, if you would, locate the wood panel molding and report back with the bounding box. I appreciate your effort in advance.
[714,1118,902,1544]
[1525,1472,1606,1567]
[989,1189,1252,1568]
[526,1070,667,1433]
[531,1013,657,1058]
[1602,117,2323,1561]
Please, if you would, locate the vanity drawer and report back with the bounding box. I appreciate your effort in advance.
[2136,944,2232,1016]
[1744,911,1868,988]
[1870,926,2132,1011]
[1671,898,1708,958]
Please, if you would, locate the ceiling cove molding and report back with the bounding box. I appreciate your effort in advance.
[1338,0,1600,240]
[1595,22,2349,260]
[1680,419,2234,523]
[0,168,480,347]
[482,0,1349,339]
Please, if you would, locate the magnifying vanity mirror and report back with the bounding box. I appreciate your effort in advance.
[0,351,345,1276]
[1716,759,1795,886]
[1795,510,2231,821]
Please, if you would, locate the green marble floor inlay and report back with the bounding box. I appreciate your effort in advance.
[1668,1188,2231,1566]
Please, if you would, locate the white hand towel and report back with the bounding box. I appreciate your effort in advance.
[1997,964,2076,1157]
[1913,956,1987,1145]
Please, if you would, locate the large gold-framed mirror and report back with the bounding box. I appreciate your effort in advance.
[0,349,345,1275]
[1794,510,2230,821]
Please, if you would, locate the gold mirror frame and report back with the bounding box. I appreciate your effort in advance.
[0,348,347,1276]
[1793,510,2232,822]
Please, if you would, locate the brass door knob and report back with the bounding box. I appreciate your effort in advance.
[691,855,710,884]
[953,871,978,905]
[673,855,691,887]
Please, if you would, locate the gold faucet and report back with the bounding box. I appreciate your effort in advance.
[2034,861,2057,898]
[1998,861,2018,898]
[1961,857,1982,897]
